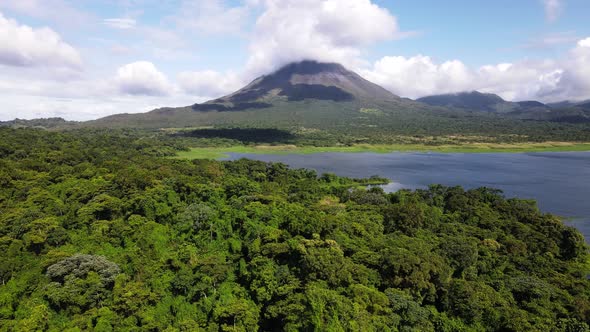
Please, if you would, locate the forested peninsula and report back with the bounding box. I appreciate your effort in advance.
[1,128,589,331]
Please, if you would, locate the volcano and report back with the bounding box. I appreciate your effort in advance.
[86,60,509,130]
[192,60,399,112]
[87,60,421,128]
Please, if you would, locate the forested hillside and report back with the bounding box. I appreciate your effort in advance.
[1,128,589,331]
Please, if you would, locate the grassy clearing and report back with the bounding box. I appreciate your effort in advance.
[172,142,590,160]
[359,108,384,116]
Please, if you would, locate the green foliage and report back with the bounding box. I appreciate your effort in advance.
[1,127,589,331]
[85,96,590,146]
[44,254,120,313]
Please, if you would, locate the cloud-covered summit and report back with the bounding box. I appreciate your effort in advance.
[244,0,400,76]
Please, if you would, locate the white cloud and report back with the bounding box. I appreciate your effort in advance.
[361,56,561,101]
[115,61,172,96]
[245,0,399,76]
[361,37,590,102]
[174,0,250,35]
[0,64,205,121]
[578,37,590,48]
[542,0,563,22]
[103,18,137,29]
[0,12,82,69]
[476,60,563,101]
[178,70,243,98]
[361,56,474,99]
[554,37,590,101]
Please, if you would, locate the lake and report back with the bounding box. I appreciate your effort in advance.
[224,151,590,242]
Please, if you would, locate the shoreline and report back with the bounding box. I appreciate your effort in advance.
[173,142,590,160]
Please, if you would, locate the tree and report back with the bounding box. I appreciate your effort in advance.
[45,254,120,312]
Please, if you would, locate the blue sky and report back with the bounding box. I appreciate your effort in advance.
[379,0,590,65]
[0,0,589,120]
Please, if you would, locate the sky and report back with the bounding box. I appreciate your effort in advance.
[1,0,590,120]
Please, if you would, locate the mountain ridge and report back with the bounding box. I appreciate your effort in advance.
[416,91,590,123]
[416,91,551,113]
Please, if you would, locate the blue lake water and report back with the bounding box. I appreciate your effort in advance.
[224,152,590,242]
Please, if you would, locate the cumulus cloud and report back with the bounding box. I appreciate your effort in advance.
[542,0,563,22]
[0,64,202,121]
[361,56,558,101]
[361,37,590,102]
[177,70,243,98]
[476,61,563,101]
[245,0,399,76]
[554,37,590,101]
[578,37,590,48]
[0,12,82,69]
[361,56,475,99]
[115,61,172,96]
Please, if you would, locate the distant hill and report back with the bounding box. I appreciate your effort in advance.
[543,100,590,123]
[417,91,509,113]
[0,117,77,129]
[515,101,546,108]
[416,91,550,114]
[548,100,590,110]
[417,91,590,123]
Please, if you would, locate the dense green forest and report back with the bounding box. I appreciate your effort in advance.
[1,128,589,331]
